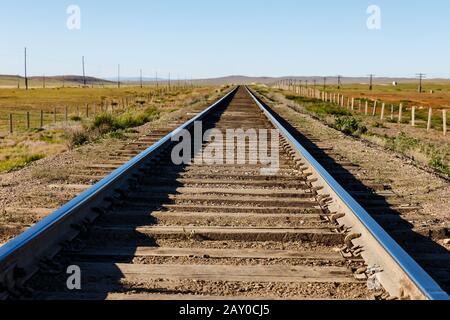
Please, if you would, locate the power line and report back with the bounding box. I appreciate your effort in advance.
[416,73,426,93]
[24,47,28,90]
[118,64,121,88]
[368,74,375,90]
[82,56,86,86]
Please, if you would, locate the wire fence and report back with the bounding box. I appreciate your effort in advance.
[274,82,448,136]
[0,85,194,134]
[0,94,151,134]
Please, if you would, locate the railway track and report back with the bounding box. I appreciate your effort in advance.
[0,86,448,300]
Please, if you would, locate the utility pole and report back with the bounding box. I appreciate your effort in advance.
[416,73,426,93]
[323,77,327,91]
[140,69,143,88]
[168,73,171,90]
[24,47,28,90]
[43,74,46,88]
[156,71,159,88]
[337,75,342,89]
[82,56,86,86]
[368,74,375,90]
[118,64,121,88]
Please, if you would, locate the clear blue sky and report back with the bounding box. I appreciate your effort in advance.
[1,0,450,79]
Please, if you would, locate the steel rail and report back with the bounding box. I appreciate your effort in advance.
[0,87,238,295]
[246,86,449,300]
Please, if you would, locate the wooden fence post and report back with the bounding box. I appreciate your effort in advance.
[411,106,416,127]
[365,101,369,115]
[54,107,57,123]
[443,110,447,136]
[390,105,394,121]
[427,108,433,132]
[65,106,68,122]
[351,98,355,111]
[26,112,30,129]
[372,101,377,116]
[86,104,89,118]
[398,104,403,124]
[9,113,13,134]
[380,103,385,120]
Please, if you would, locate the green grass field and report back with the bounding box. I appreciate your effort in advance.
[0,86,194,133]
[0,85,219,173]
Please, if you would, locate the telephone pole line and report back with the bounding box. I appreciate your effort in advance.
[368,74,375,90]
[416,73,426,93]
[337,75,342,89]
[140,69,143,88]
[82,56,86,86]
[24,47,28,90]
[117,64,121,88]
[323,77,327,91]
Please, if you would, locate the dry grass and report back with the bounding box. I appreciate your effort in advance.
[0,86,219,173]
[0,86,161,113]
[0,129,67,172]
[266,87,450,177]
[325,82,450,110]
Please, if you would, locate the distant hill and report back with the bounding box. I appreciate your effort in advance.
[0,74,114,88]
[40,75,114,84]
[1,74,449,88]
[192,75,450,85]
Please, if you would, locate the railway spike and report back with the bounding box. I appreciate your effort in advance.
[345,233,362,250]
[330,213,346,225]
